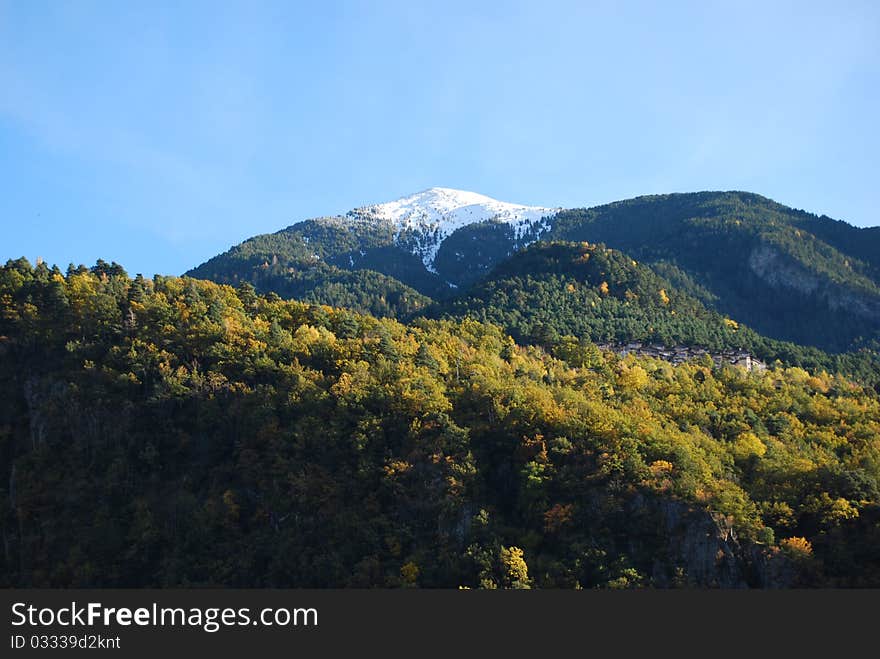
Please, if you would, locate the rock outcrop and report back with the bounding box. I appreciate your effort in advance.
[626,495,793,588]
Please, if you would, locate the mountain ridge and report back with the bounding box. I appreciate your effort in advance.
[186,188,880,353]
[342,186,558,272]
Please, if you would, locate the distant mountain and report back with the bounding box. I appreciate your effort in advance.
[187,187,560,299]
[187,189,880,353]
[546,192,880,351]
[428,240,880,387]
[352,187,559,272]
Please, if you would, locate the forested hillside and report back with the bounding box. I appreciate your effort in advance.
[433,241,880,390]
[548,192,880,351]
[438,240,763,348]
[188,217,451,302]
[189,190,880,354]
[2,258,879,587]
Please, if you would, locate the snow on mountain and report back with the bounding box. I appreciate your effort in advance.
[349,187,560,271]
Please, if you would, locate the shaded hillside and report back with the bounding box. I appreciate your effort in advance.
[188,218,451,299]
[793,214,880,279]
[187,220,433,318]
[435,241,880,390]
[548,192,880,351]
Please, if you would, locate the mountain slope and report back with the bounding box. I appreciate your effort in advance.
[354,187,559,272]
[187,187,560,297]
[432,240,880,388]
[4,259,880,587]
[436,240,752,349]
[188,188,880,352]
[793,214,880,279]
[547,192,880,351]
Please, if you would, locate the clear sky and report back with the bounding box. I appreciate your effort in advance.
[2,1,878,277]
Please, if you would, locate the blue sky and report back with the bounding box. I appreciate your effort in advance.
[2,1,878,276]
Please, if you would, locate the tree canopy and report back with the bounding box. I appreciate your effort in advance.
[2,258,879,587]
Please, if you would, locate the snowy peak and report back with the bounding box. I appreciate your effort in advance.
[360,187,555,229]
[351,187,560,271]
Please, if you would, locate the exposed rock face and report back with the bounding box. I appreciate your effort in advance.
[627,495,792,588]
[748,244,821,296]
[652,500,748,587]
[748,244,880,322]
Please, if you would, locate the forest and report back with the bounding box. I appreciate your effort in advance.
[2,258,879,587]
[433,241,880,391]
[546,192,880,351]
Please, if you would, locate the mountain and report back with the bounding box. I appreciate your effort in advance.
[6,191,880,590]
[353,187,559,272]
[187,187,560,300]
[546,192,880,351]
[188,188,880,353]
[431,240,880,387]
